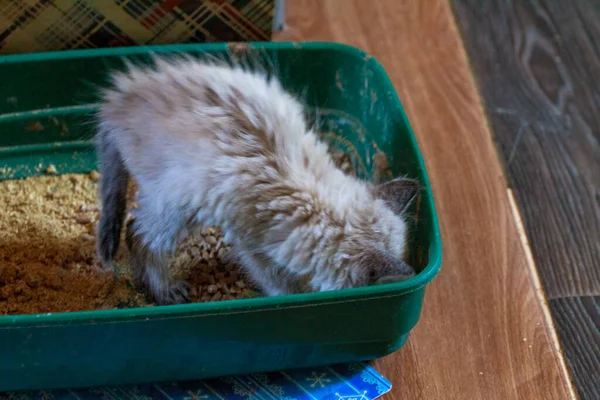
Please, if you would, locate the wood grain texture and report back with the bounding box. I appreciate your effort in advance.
[274,1,575,399]
[550,296,600,400]
[452,1,600,398]
[452,0,600,299]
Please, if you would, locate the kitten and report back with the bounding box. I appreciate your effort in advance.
[96,56,419,305]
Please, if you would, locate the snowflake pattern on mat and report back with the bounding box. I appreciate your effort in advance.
[335,390,370,400]
[183,390,209,400]
[250,373,297,400]
[306,371,331,388]
[348,363,363,373]
[0,363,391,399]
[221,377,261,400]
[359,370,388,395]
[38,392,54,400]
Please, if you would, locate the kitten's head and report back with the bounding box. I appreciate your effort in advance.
[338,177,420,289]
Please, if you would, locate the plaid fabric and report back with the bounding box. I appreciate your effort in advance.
[0,0,274,54]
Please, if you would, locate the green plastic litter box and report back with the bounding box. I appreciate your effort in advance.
[0,42,442,392]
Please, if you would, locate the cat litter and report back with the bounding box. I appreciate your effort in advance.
[0,145,353,315]
[0,172,257,315]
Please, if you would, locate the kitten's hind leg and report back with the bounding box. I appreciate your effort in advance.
[95,130,129,270]
[125,219,189,305]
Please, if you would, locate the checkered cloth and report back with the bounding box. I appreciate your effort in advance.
[0,0,274,55]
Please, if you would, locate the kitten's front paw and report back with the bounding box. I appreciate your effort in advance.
[155,281,190,305]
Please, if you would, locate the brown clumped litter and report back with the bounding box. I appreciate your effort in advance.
[329,150,355,176]
[0,171,257,316]
[372,151,393,183]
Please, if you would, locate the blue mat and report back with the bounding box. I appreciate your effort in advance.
[1,363,391,399]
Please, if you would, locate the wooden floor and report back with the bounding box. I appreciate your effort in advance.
[452,1,600,399]
[275,0,576,399]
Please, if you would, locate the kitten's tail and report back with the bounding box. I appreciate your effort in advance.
[96,130,129,269]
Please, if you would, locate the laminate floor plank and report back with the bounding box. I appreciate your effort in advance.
[274,1,575,398]
[452,1,600,398]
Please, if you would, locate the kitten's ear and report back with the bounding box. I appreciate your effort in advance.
[374,178,420,214]
[360,250,416,285]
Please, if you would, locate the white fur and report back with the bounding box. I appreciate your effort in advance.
[98,56,412,297]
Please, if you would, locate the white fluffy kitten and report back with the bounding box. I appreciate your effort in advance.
[95,56,419,305]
